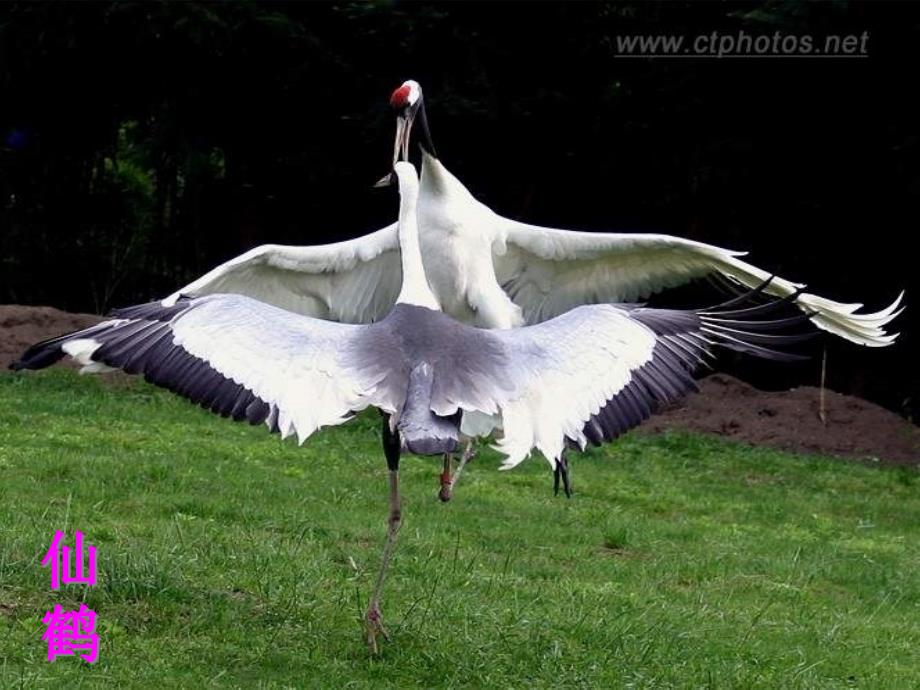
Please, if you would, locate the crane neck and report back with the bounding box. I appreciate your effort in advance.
[421,151,478,205]
[395,170,440,310]
[415,100,438,159]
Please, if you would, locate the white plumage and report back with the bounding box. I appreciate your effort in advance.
[489,305,659,468]
[163,80,903,349]
[164,226,401,323]
[492,220,903,346]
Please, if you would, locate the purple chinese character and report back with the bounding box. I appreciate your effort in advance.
[42,603,99,663]
[41,531,97,590]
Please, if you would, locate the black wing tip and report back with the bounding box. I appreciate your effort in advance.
[8,341,67,371]
[692,281,820,361]
[577,281,818,452]
[703,282,806,320]
[706,273,778,310]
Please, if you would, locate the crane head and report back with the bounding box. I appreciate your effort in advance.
[390,79,422,112]
[375,80,435,188]
[390,81,423,167]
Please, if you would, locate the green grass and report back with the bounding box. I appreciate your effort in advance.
[1,370,918,688]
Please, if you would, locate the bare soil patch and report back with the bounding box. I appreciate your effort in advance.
[642,373,919,468]
[1,304,103,370]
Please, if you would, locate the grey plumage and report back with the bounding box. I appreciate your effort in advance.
[11,286,814,465]
[397,362,460,455]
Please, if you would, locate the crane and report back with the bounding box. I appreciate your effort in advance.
[13,162,819,653]
[162,80,902,348]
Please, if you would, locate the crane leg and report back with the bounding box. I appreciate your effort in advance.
[365,469,401,653]
[553,454,573,498]
[438,441,476,502]
[366,414,403,654]
[438,453,453,502]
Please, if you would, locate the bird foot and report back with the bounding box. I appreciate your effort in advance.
[364,603,390,654]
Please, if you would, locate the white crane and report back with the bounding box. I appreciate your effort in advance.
[163,80,902,348]
[13,162,817,653]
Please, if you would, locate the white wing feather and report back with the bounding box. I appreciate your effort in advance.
[169,296,390,442]
[487,304,658,469]
[163,224,401,324]
[66,296,391,444]
[492,222,902,347]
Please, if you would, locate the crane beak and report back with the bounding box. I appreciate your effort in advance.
[395,111,415,163]
[374,111,416,188]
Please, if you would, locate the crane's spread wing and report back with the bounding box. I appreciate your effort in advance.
[482,292,813,469]
[491,222,903,347]
[12,295,392,444]
[163,224,401,324]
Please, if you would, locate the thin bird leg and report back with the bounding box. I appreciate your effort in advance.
[438,453,453,502]
[553,453,573,498]
[439,441,476,503]
[365,469,402,654]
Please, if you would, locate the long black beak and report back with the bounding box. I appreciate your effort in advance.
[374,111,416,188]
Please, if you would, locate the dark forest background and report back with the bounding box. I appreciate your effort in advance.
[0,1,917,420]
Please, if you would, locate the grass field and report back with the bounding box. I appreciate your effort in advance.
[0,370,918,688]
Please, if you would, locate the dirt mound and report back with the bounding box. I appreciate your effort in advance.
[2,305,918,467]
[642,373,919,467]
[1,304,103,370]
